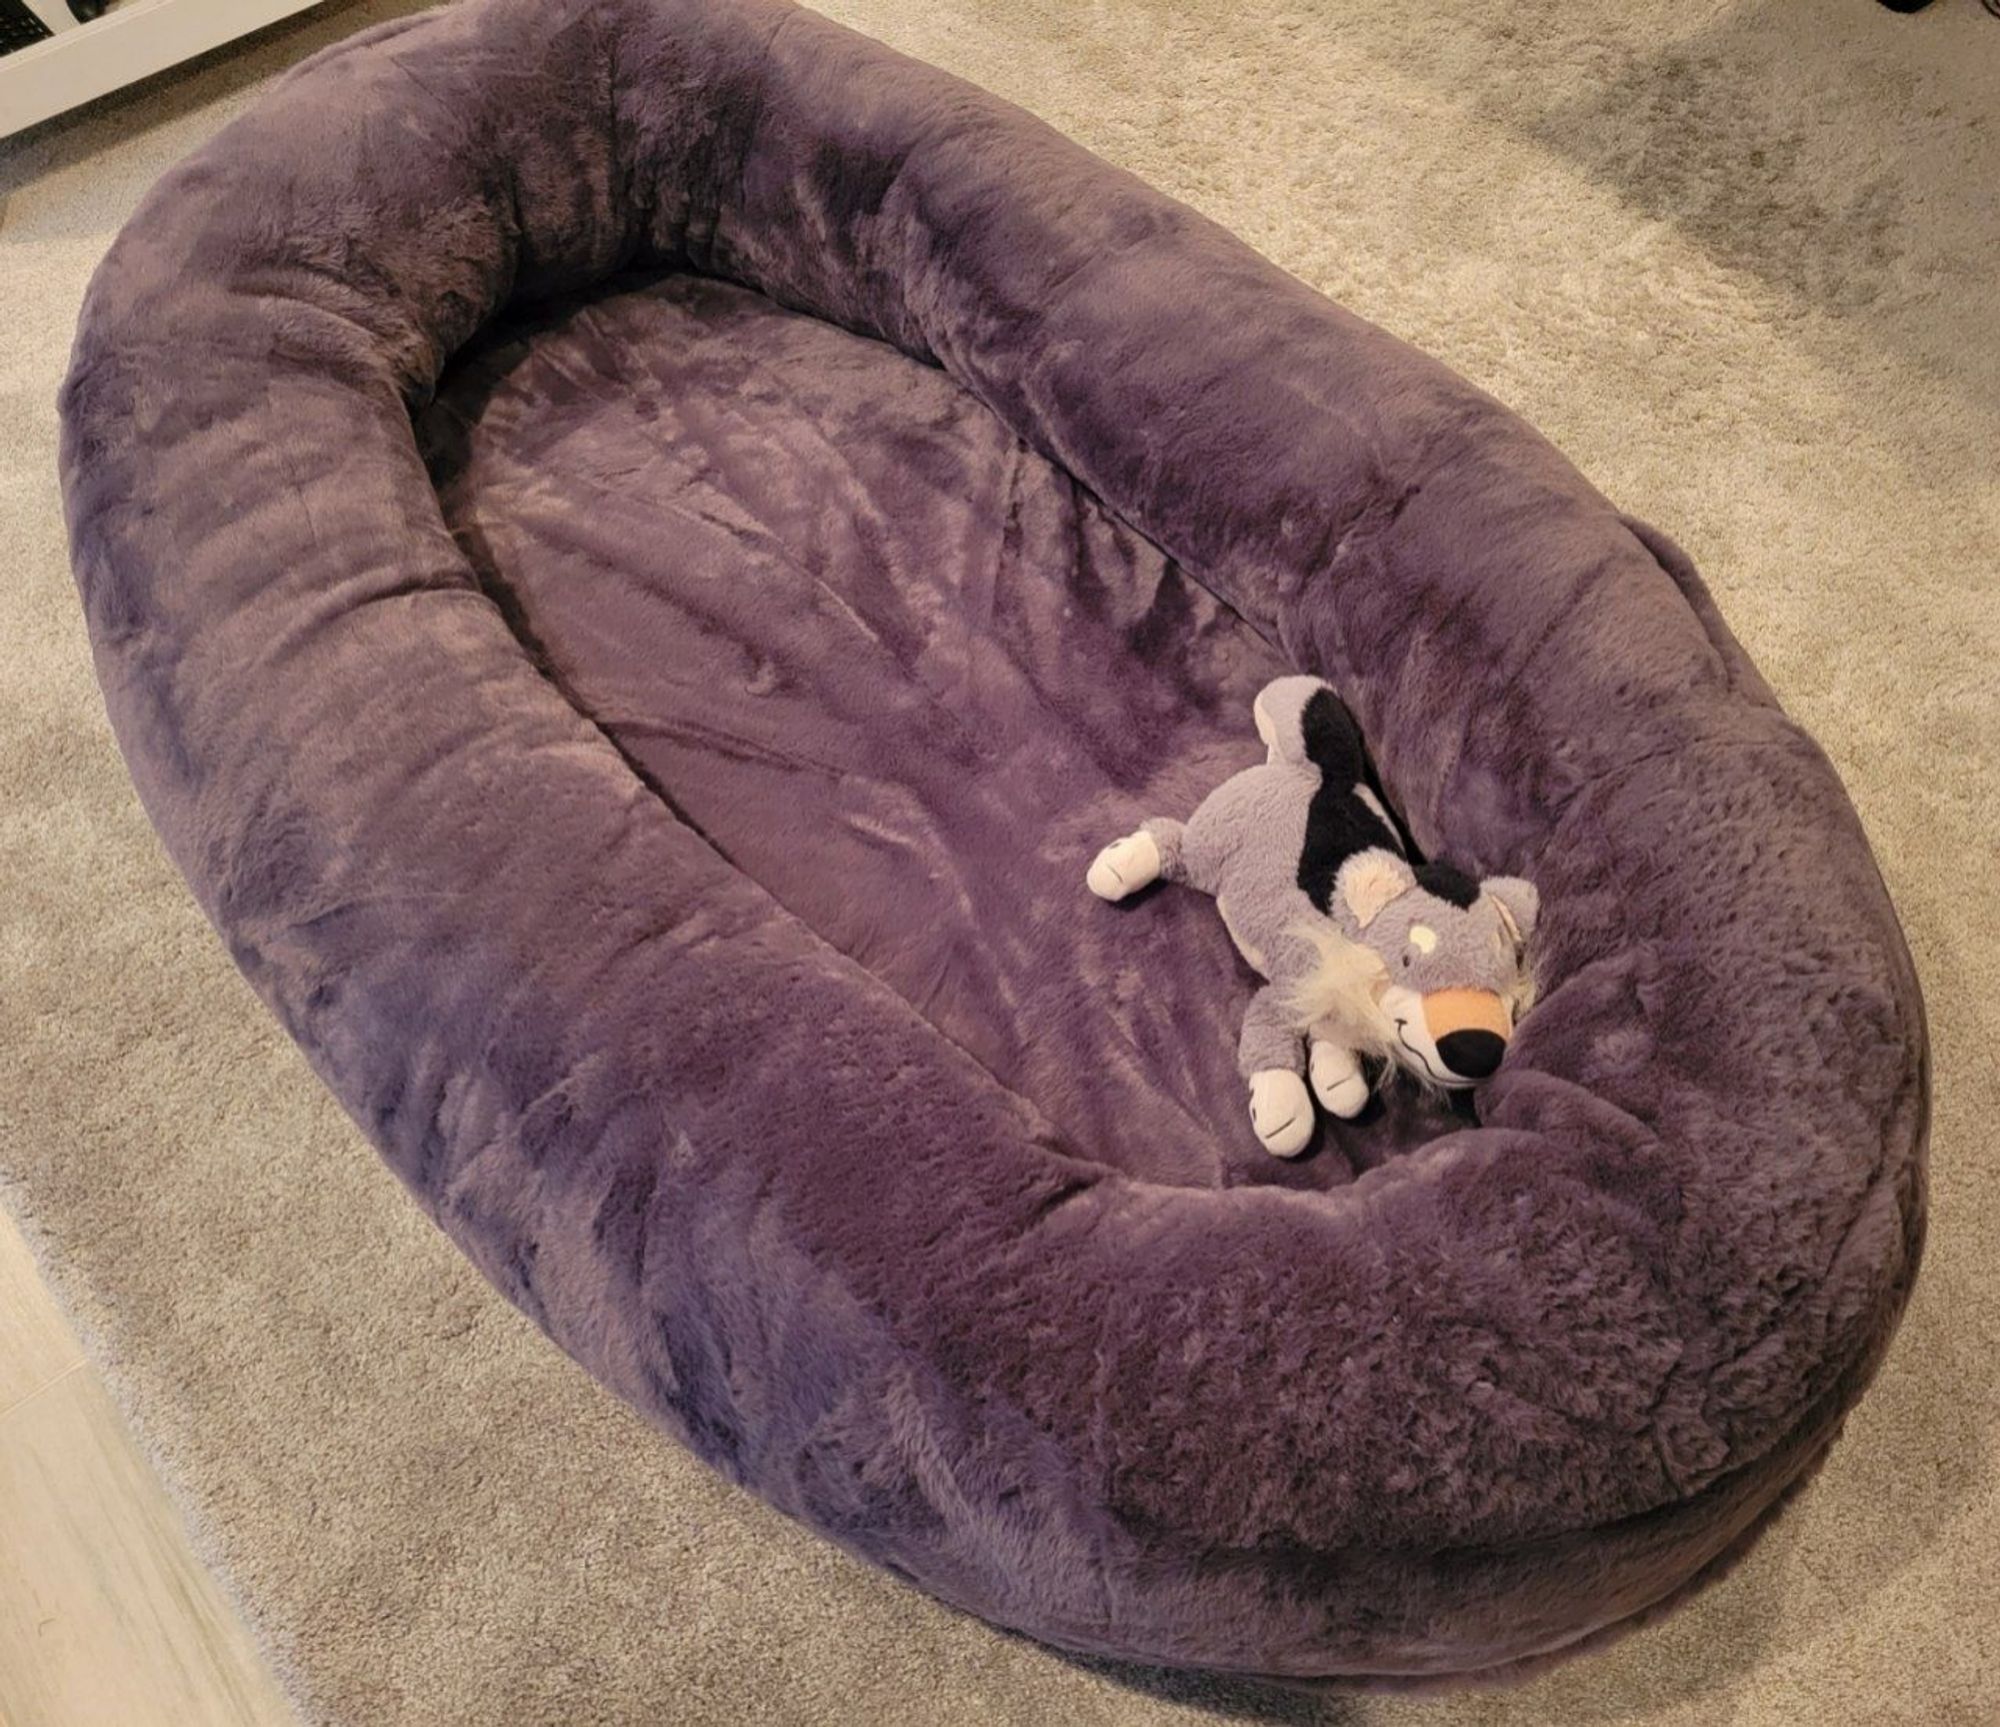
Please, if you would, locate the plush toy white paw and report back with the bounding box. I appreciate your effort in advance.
[1248,1068,1314,1157]
[1309,1041,1370,1119]
[1086,831,1162,901]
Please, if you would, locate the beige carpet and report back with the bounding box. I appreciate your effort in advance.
[3,1,1995,1721]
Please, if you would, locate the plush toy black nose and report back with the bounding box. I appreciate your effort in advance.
[1437,1029,1505,1080]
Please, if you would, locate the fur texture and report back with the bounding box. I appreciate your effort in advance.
[55,0,1928,1685]
[1283,922,1396,1070]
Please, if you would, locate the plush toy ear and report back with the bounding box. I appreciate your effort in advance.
[1485,876,1540,948]
[1337,849,1415,930]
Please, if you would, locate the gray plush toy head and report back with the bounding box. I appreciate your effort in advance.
[1330,849,1539,1086]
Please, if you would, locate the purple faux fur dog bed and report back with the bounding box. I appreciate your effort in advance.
[59,0,1927,1683]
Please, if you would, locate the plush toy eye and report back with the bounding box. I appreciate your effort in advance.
[1401,953,1411,968]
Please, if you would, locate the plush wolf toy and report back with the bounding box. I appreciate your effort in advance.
[1087,676,1538,1156]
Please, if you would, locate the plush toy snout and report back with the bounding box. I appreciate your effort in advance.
[1421,988,1512,1079]
[1379,977,1515,1087]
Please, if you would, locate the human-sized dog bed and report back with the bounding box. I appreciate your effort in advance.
[59,0,1928,1683]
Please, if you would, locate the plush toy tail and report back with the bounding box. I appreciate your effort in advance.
[1281,920,1396,1065]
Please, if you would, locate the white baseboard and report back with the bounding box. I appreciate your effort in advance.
[1,0,330,138]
